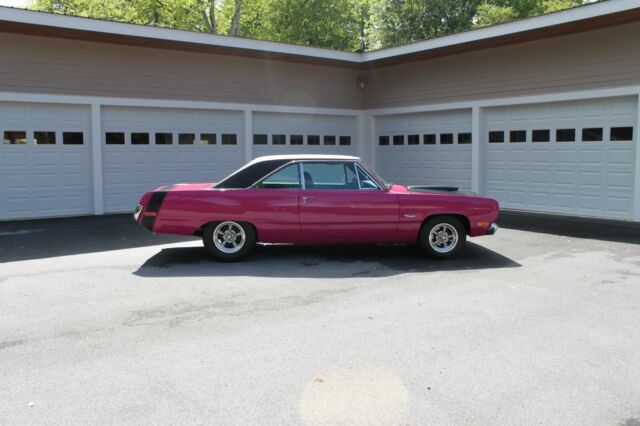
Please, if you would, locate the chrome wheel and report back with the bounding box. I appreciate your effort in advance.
[428,223,459,254]
[213,221,246,254]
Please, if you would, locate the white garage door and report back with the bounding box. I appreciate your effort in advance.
[375,109,472,189]
[0,102,92,220]
[252,112,356,158]
[102,106,244,213]
[484,96,637,219]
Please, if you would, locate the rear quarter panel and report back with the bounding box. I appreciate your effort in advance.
[151,188,302,243]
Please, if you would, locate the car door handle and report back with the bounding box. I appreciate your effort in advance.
[302,196,316,204]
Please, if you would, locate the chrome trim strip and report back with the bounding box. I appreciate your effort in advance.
[355,163,383,191]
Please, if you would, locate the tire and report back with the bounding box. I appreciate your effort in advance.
[418,216,466,259]
[202,221,256,262]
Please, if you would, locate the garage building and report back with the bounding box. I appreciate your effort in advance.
[0,0,639,222]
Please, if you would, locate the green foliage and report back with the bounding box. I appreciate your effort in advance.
[373,0,484,46]
[475,0,585,27]
[476,2,519,26]
[31,0,589,51]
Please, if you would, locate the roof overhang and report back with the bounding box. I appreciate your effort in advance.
[0,0,639,69]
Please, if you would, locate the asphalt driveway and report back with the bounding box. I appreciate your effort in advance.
[1,213,639,425]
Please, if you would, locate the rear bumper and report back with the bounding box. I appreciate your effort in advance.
[486,223,498,235]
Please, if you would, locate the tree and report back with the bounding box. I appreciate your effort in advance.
[31,0,589,50]
[373,0,484,46]
[475,0,585,27]
[475,3,518,26]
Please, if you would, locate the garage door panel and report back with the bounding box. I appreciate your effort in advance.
[483,96,637,219]
[376,110,472,189]
[608,148,634,165]
[578,195,602,212]
[2,151,29,166]
[578,171,603,187]
[252,112,356,159]
[607,171,633,189]
[530,170,551,184]
[101,106,244,212]
[580,149,604,165]
[4,196,29,216]
[0,102,92,220]
[507,169,528,183]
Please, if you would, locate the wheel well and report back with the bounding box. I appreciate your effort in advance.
[194,221,259,240]
[421,214,470,235]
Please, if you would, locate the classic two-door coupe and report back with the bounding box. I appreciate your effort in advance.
[134,155,499,261]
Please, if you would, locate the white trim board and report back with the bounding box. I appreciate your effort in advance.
[367,85,640,117]
[1,0,638,64]
[0,92,362,117]
[634,95,640,221]
[2,84,638,121]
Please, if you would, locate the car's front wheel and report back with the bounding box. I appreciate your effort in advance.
[202,221,256,261]
[419,216,466,259]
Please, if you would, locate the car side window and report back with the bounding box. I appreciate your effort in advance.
[356,165,381,190]
[255,163,301,189]
[302,162,358,190]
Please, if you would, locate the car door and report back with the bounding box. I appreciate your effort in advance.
[250,162,302,243]
[298,161,399,243]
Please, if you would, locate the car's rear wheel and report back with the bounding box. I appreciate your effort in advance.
[202,221,256,261]
[419,216,466,259]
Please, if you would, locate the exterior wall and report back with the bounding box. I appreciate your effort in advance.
[365,22,640,109]
[0,33,363,110]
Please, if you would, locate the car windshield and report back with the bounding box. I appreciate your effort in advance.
[359,160,391,189]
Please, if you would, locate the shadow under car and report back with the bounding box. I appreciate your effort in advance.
[133,241,521,279]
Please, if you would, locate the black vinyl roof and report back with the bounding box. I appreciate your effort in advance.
[214,159,292,189]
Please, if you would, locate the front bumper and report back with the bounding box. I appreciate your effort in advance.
[486,223,498,235]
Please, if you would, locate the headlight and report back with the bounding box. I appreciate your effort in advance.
[133,203,143,221]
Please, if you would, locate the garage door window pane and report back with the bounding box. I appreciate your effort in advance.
[339,136,351,146]
[256,164,300,189]
[155,133,173,145]
[272,134,286,145]
[393,135,404,145]
[34,131,56,145]
[324,136,336,145]
[458,133,472,144]
[253,134,267,145]
[378,136,389,146]
[308,135,320,145]
[582,128,603,142]
[3,131,27,145]
[201,133,216,145]
[556,129,575,142]
[179,133,195,145]
[610,127,633,141]
[440,133,453,144]
[407,134,419,145]
[489,131,504,143]
[105,132,124,145]
[291,135,303,145]
[132,133,150,145]
[424,134,436,145]
[222,134,237,145]
[532,130,550,142]
[509,130,526,143]
[63,132,84,145]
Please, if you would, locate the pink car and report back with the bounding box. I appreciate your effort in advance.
[134,155,499,261]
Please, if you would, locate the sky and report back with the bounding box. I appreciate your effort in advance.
[0,0,30,7]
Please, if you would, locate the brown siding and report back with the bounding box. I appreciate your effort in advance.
[364,22,640,109]
[0,32,363,109]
